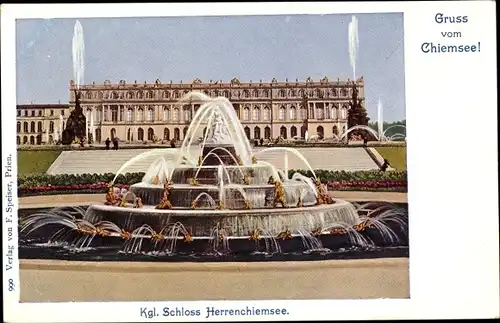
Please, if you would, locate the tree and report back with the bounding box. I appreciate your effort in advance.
[347,82,372,139]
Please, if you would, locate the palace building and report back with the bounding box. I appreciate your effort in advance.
[16,104,70,145]
[16,76,365,145]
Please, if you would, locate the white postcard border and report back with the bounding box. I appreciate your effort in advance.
[2,1,499,322]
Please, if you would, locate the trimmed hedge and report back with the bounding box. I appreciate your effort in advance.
[18,170,407,197]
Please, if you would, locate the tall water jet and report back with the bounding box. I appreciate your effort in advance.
[59,114,64,139]
[348,15,359,80]
[72,20,85,88]
[377,98,384,141]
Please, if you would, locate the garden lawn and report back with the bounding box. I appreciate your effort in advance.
[374,147,407,170]
[18,150,62,176]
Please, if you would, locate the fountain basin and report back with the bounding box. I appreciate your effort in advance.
[129,181,317,208]
[84,199,359,237]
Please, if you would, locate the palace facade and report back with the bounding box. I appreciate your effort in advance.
[16,76,365,145]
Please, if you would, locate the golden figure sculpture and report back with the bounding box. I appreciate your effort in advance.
[251,155,258,164]
[243,199,252,209]
[152,176,160,185]
[134,197,143,208]
[189,178,200,186]
[216,200,225,210]
[249,229,261,241]
[276,230,292,240]
[313,178,334,205]
[243,174,251,185]
[104,185,120,206]
[191,200,197,209]
[273,181,287,208]
[156,183,173,209]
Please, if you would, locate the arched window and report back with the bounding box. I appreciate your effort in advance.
[315,105,324,119]
[289,106,296,120]
[30,121,35,133]
[137,91,144,99]
[86,92,92,99]
[243,90,250,98]
[341,88,348,97]
[147,128,154,141]
[252,107,260,121]
[184,107,192,122]
[300,106,307,119]
[174,128,180,140]
[163,107,170,121]
[264,126,271,139]
[127,128,132,141]
[279,89,286,98]
[163,128,170,140]
[147,107,154,121]
[263,89,270,97]
[332,126,338,135]
[111,107,118,122]
[96,108,102,122]
[254,127,261,139]
[137,128,144,141]
[111,91,119,99]
[244,126,251,139]
[280,126,287,139]
[341,105,348,119]
[37,121,43,133]
[173,108,179,121]
[279,106,286,120]
[291,126,297,138]
[17,122,21,133]
[330,105,338,119]
[163,91,171,99]
[183,127,188,139]
[127,91,135,99]
[136,108,144,122]
[263,106,270,121]
[17,136,21,145]
[316,89,323,98]
[316,126,324,139]
[49,121,54,133]
[331,88,338,97]
[23,136,28,144]
[173,91,180,99]
[243,107,250,121]
[29,135,35,145]
[252,89,259,97]
[146,91,154,99]
[126,108,133,122]
[110,128,116,139]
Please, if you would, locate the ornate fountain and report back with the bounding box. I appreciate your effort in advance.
[21,93,408,255]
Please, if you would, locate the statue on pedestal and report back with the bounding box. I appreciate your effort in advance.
[61,90,87,145]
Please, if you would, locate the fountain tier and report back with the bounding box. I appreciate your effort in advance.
[85,200,359,237]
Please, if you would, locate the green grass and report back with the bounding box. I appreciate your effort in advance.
[18,150,62,176]
[374,146,407,170]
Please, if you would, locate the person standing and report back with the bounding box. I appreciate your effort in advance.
[105,137,111,150]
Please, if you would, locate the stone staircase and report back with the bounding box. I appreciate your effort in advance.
[46,147,381,175]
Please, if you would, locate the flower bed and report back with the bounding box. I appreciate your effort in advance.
[17,170,407,197]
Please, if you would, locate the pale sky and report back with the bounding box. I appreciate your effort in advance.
[16,13,405,121]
